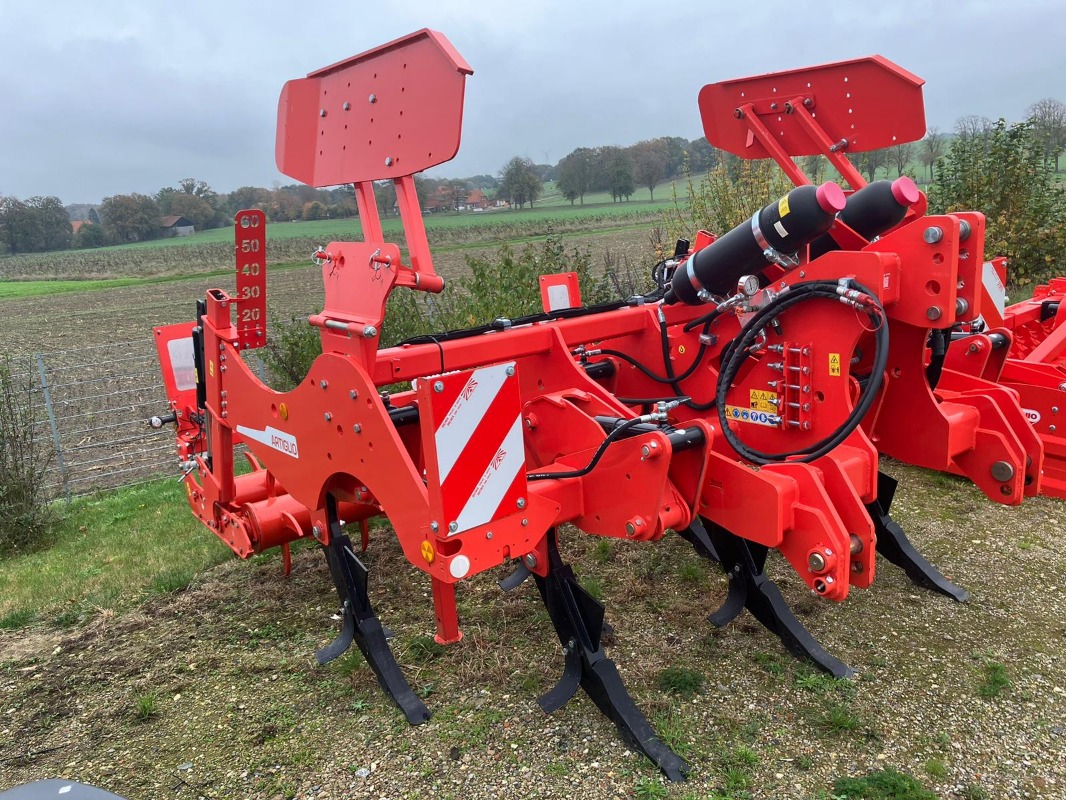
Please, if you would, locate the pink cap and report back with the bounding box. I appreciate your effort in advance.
[815,181,847,214]
[890,176,920,207]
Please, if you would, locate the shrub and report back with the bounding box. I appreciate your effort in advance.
[928,119,1066,289]
[668,158,793,241]
[0,359,56,557]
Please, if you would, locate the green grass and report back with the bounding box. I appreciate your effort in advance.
[832,767,937,799]
[0,479,232,624]
[923,757,947,779]
[134,690,160,722]
[977,659,1010,698]
[63,197,674,253]
[658,666,705,699]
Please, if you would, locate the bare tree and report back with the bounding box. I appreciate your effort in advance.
[856,148,888,182]
[920,128,946,181]
[955,115,994,141]
[1027,97,1066,171]
[890,142,914,177]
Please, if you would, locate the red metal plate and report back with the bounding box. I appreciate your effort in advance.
[699,55,925,158]
[234,209,267,350]
[276,28,473,186]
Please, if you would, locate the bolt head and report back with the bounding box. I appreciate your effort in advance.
[320,380,329,389]
[368,93,377,104]
[923,226,944,244]
[350,389,358,400]
[433,380,445,393]
[343,101,351,111]
[448,521,459,533]
[807,552,827,572]
[505,365,516,377]
[523,553,537,569]
[385,157,393,166]
[362,325,377,338]
[353,423,362,433]
[926,306,943,321]
[430,521,439,532]
[312,525,322,540]
[324,412,332,422]
[990,460,1015,482]
[319,108,327,117]
[516,497,526,509]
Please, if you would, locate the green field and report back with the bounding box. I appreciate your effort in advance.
[98,192,677,252]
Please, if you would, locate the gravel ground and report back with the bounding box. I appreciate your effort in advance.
[1,461,1064,799]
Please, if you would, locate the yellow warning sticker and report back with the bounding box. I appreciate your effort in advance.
[778,194,791,218]
[829,353,841,376]
[748,389,778,413]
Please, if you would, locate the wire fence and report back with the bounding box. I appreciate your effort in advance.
[9,335,265,500]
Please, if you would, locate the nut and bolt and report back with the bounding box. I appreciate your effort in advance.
[430,521,439,532]
[505,365,516,377]
[433,381,445,393]
[319,108,327,118]
[320,380,329,389]
[486,531,493,540]
[385,157,394,166]
[368,94,377,104]
[362,325,378,338]
[956,298,970,315]
[517,497,527,509]
[343,101,351,110]
[311,525,323,540]
[324,412,332,422]
[349,389,358,399]
[448,521,459,533]
[353,423,362,434]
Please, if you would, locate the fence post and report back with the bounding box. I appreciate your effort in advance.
[35,353,71,503]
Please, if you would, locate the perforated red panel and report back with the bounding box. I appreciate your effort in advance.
[699,55,925,159]
[276,28,472,186]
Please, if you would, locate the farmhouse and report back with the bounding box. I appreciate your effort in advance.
[160,215,195,237]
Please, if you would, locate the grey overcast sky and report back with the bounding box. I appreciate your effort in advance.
[1,0,1063,204]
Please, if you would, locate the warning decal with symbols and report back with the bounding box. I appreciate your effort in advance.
[749,389,778,413]
[828,353,841,376]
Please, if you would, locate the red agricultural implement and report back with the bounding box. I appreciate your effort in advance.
[149,31,1041,780]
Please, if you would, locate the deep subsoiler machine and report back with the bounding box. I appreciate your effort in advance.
[151,31,1045,779]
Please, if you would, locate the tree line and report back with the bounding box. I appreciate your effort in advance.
[3,97,1065,257]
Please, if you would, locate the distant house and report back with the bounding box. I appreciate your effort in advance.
[466,189,490,210]
[70,220,91,234]
[423,187,453,213]
[160,215,195,237]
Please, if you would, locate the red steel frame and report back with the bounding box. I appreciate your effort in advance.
[696,55,1042,503]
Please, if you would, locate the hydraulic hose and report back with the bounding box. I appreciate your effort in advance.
[715,280,888,465]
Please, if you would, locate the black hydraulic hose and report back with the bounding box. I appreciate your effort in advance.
[527,417,646,481]
[926,328,948,390]
[715,280,889,465]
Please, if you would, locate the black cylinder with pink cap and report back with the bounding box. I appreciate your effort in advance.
[668,181,847,304]
[808,176,921,260]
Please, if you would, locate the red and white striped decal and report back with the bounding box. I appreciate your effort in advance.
[427,362,526,535]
